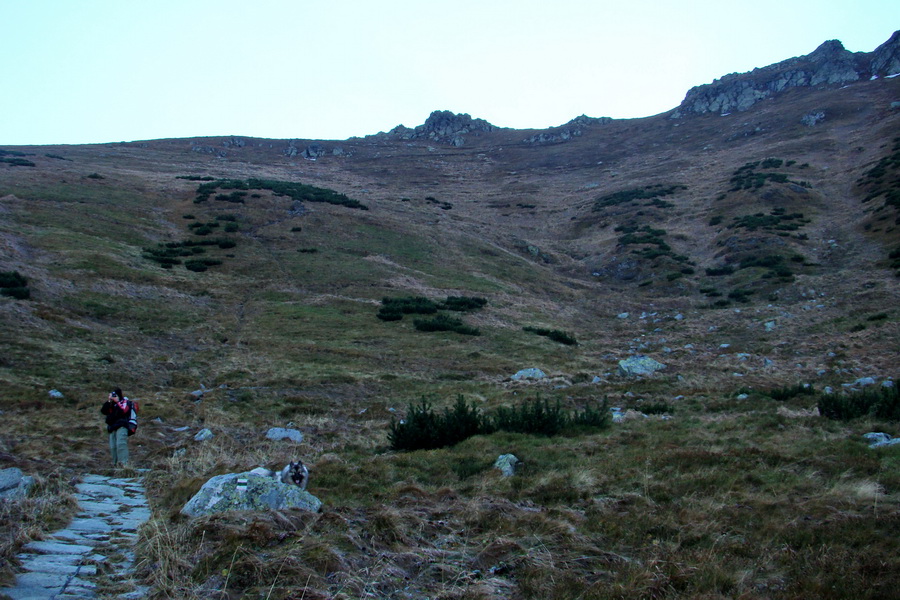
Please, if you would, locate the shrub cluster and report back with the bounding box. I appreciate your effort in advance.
[413,314,480,336]
[185,258,223,272]
[0,270,30,299]
[818,385,900,421]
[729,160,807,191]
[143,238,236,269]
[191,177,367,210]
[523,326,577,346]
[377,296,487,334]
[728,208,810,232]
[1,157,36,167]
[426,196,453,210]
[593,184,686,210]
[616,225,690,264]
[388,396,610,451]
[766,383,815,401]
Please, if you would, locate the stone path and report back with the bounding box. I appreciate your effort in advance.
[0,474,151,600]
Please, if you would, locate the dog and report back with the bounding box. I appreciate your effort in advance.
[250,460,309,490]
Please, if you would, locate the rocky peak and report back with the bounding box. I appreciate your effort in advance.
[391,110,496,146]
[673,30,899,117]
[871,30,900,76]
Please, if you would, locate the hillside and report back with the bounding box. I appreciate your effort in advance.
[1,35,900,600]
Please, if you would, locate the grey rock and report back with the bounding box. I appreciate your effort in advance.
[194,428,214,442]
[511,368,546,381]
[864,432,900,448]
[265,427,304,443]
[0,467,34,500]
[618,356,666,377]
[801,111,826,126]
[617,312,630,319]
[673,34,900,117]
[181,471,322,517]
[493,454,520,477]
[870,31,900,76]
[49,389,65,399]
[610,407,625,423]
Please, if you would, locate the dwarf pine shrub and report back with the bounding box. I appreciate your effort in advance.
[818,385,900,421]
[440,296,487,311]
[388,397,488,451]
[0,271,30,299]
[492,398,567,436]
[523,326,578,346]
[413,314,480,336]
[767,383,815,401]
[388,396,609,451]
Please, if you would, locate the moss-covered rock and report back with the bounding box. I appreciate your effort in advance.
[181,471,321,517]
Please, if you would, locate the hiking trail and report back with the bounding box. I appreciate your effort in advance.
[0,473,151,600]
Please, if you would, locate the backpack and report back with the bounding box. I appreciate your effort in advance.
[126,399,139,436]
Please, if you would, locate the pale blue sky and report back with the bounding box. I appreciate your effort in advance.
[1,0,897,145]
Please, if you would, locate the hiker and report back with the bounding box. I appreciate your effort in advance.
[100,387,137,467]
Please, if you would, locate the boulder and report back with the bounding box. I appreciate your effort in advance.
[0,467,34,500]
[265,427,304,443]
[864,432,900,449]
[194,428,214,442]
[48,389,64,400]
[618,356,666,377]
[181,471,322,517]
[511,368,546,381]
[493,454,520,477]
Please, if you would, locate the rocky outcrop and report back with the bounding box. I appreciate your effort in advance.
[673,31,900,117]
[390,110,496,146]
[523,115,612,145]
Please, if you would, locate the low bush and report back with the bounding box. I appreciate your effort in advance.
[185,259,223,273]
[0,287,30,299]
[0,271,30,299]
[1,157,36,167]
[382,296,439,315]
[440,296,487,311]
[593,184,686,210]
[705,265,734,277]
[523,326,577,346]
[388,396,610,451]
[0,271,27,289]
[492,397,567,436]
[413,315,480,336]
[388,397,488,452]
[767,383,815,401]
[636,401,673,415]
[819,385,900,420]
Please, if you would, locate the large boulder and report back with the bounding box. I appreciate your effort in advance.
[864,432,900,449]
[181,471,322,517]
[0,467,34,500]
[618,356,666,377]
[265,427,304,443]
[494,454,520,477]
[511,368,546,381]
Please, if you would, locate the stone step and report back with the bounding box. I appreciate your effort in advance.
[0,474,151,600]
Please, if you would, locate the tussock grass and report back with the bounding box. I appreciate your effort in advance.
[0,472,78,586]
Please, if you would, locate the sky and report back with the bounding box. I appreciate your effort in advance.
[1,0,897,145]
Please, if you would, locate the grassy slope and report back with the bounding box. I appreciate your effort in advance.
[0,78,899,598]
